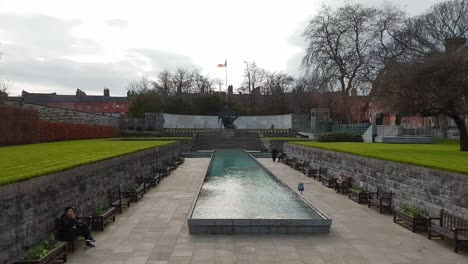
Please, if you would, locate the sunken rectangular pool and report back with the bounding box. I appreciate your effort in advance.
[187,150,332,234]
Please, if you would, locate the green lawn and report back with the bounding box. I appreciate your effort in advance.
[265,137,312,141]
[0,139,177,186]
[291,140,468,175]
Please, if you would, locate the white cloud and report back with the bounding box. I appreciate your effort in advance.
[0,0,445,96]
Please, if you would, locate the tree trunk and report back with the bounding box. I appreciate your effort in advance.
[438,115,448,138]
[453,115,468,151]
[341,93,352,123]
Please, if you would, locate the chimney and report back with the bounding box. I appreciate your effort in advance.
[228,85,233,95]
[104,88,110,97]
[76,89,86,96]
[445,38,466,53]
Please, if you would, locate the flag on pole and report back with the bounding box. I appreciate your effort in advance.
[217,59,227,67]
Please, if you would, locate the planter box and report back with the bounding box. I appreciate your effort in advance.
[91,207,116,231]
[321,176,336,188]
[123,184,145,202]
[393,210,428,232]
[348,190,368,204]
[14,241,67,264]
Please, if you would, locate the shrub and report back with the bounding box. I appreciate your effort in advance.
[349,186,366,193]
[317,132,363,142]
[22,236,59,260]
[399,204,425,217]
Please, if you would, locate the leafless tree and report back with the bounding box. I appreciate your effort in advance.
[127,75,152,95]
[0,80,12,98]
[240,61,265,94]
[407,0,468,55]
[375,49,468,151]
[192,68,213,94]
[265,72,295,95]
[152,69,173,96]
[172,67,190,95]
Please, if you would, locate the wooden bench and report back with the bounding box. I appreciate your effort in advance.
[109,186,130,214]
[138,174,158,189]
[308,166,327,181]
[153,166,169,179]
[428,209,468,253]
[301,161,310,175]
[91,207,116,231]
[174,155,185,166]
[54,215,91,251]
[293,160,304,171]
[348,188,368,204]
[368,187,393,214]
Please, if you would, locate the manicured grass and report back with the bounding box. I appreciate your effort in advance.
[265,137,313,141]
[0,139,177,186]
[291,141,468,175]
[115,137,193,141]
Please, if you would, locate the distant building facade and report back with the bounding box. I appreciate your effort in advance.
[10,88,130,117]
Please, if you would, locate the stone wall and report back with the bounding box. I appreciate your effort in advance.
[260,138,287,152]
[0,140,194,264]
[283,143,468,221]
[127,113,312,130]
[5,100,119,127]
[291,114,310,132]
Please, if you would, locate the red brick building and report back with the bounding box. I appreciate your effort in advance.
[13,88,130,117]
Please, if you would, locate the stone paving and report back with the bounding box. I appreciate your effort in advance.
[67,158,467,264]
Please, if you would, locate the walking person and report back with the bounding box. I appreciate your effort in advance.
[271,148,279,162]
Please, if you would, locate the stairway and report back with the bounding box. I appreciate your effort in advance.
[194,130,262,150]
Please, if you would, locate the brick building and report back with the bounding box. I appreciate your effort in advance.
[10,88,130,117]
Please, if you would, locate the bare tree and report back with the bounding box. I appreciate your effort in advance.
[302,4,378,121]
[265,72,294,95]
[152,69,173,96]
[193,70,213,94]
[375,48,468,151]
[127,75,152,95]
[172,67,194,95]
[241,61,265,94]
[407,0,468,55]
[0,80,12,99]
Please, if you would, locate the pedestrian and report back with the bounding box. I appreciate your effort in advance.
[271,148,279,162]
[298,183,304,194]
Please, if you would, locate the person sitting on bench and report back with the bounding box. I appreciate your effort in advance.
[335,171,351,193]
[61,207,96,248]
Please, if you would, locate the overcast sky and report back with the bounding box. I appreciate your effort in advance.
[0,0,444,96]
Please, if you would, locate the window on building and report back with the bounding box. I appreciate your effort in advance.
[87,105,91,111]
[78,106,82,111]
[95,106,100,111]
[112,104,117,109]
[104,105,109,110]
[121,105,126,109]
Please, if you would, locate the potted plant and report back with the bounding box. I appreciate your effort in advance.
[393,204,428,232]
[91,207,116,231]
[15,236,67,264]
[348,187,368,204]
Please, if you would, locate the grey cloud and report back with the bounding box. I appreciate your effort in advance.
[0,13,102,58]
[0,13,195,96]
[129,49,193,71]
[107,19,129,28]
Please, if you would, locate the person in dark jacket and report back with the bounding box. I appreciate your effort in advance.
[271,148,279,162]
[60,207,95,248]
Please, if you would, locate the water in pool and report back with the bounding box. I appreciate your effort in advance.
[191,150,322,219]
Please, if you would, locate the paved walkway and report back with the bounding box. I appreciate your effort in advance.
[67,158,467,264]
